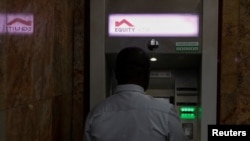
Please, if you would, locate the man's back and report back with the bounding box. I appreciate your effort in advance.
[84,84,188,141]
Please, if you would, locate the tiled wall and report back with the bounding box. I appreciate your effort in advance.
[219,0,250,124]
[0,0,85,141]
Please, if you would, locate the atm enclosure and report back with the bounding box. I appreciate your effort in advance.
[90,1,218,141]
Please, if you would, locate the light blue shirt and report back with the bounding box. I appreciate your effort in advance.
[84,84,188,141]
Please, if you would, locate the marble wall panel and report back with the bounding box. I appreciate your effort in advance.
[72,0,85,141]
[0,0,6,110]
[219,0,239,124]
[5,36,35,107]
[220,0,239,76]
[0,110,6,141]
[50,1,74,116]
[52,94,72,141]
[234,0,250,124]
[5,0,34,13]
[72,93,84,141]
[6,102,40,141]
[0,0,81,140]
[32,0,55,101]
[5,99,53,141]
[220,0,250,124]
[0,1,7,141]
[4,0,34,108]
[38,99,53,141]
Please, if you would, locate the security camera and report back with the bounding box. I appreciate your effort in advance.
[148,39,159,51]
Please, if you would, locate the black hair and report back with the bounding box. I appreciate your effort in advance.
[115,47,150,90]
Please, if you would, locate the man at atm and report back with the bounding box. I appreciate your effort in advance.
[84,47,188,141]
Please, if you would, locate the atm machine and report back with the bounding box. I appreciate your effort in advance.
[90,0,218,141]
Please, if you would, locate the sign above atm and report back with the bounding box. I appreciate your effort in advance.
[108,14,199,37]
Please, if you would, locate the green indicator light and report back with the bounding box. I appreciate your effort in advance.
[180,113,196,120]
[179,106,196,113]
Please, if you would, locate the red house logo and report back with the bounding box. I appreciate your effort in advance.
[115,19,134,27]
[7,18,32,26]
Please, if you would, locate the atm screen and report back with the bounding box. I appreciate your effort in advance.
[108,14,199,37]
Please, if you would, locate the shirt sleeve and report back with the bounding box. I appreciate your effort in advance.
[168,105,189,141]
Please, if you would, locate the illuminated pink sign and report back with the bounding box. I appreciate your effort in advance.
[109,14,199,37]
[0,14,33,34]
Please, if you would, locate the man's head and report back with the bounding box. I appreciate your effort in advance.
[115,47,150,91]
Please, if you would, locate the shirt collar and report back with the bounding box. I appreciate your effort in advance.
[114,84,145,94]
